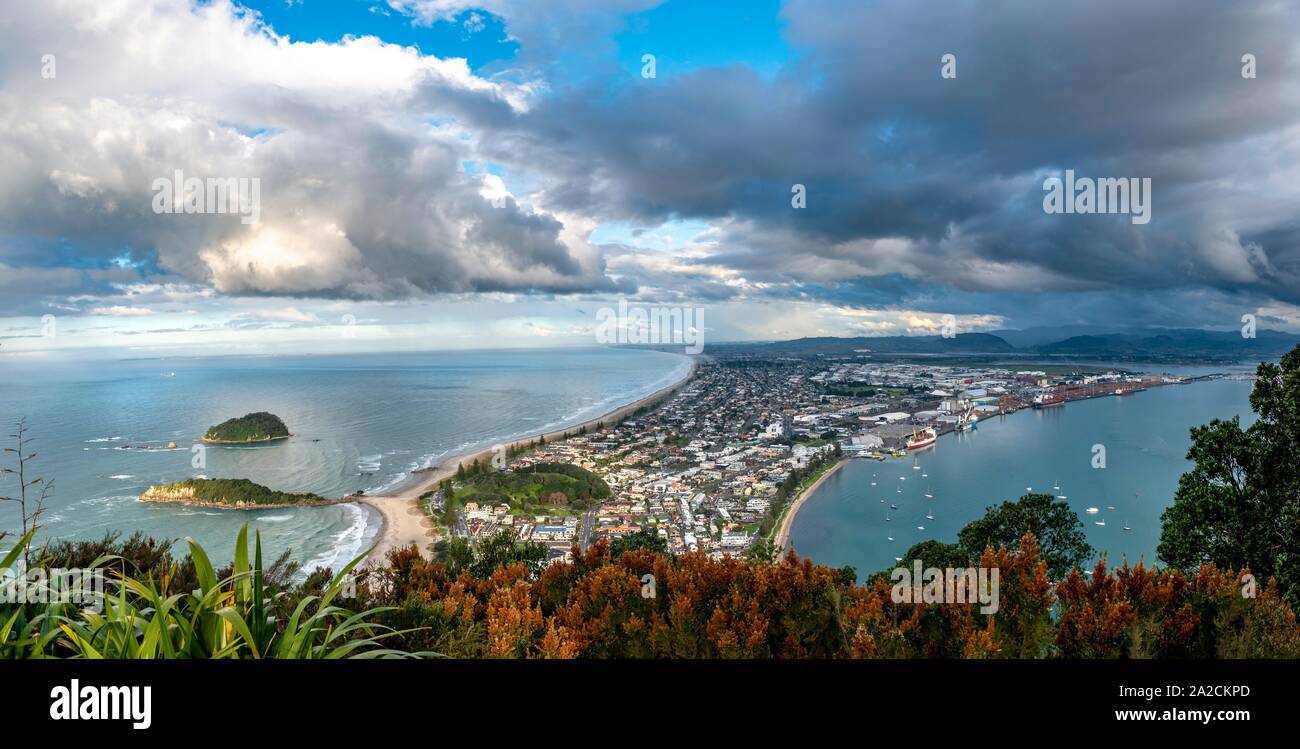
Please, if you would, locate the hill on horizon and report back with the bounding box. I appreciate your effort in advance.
[697,326,1299,360]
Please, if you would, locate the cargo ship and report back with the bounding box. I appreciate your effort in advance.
[904,427,937,451]
[1032,392,1064,408]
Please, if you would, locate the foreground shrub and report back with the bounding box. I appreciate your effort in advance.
[1,525,418,659]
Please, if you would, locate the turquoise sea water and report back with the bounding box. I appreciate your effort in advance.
[0,348,690,571]
[790,376,1258,578]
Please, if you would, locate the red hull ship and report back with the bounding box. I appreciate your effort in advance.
[904,427,937,451]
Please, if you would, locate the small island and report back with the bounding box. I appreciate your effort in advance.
[202,412,290,444]
[139,478,337,509]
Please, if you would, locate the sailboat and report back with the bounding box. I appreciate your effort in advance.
[1122,519,1132,532]
[925,509,934,521]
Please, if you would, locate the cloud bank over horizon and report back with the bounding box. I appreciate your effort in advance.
[3,0,1300,355]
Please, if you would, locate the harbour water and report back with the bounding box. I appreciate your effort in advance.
[0,347,690,571]
[789,377,1258,578]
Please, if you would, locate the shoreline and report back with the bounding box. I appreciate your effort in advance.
[774,458,848,554]
[356,357,698,565]
[199,434,291,445]
[772,377,1199,555]
[138,495,351,510]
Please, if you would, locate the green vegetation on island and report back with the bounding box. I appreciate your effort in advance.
[139,478,331,508]
[202,412,290,443]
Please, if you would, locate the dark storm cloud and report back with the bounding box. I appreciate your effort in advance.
[467,0,1300,327]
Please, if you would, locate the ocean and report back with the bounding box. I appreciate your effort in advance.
[790,372,1259,579]
[0,347,691,572]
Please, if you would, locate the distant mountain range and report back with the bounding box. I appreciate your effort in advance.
[734,332,1015,355]
[709,327,1299,362]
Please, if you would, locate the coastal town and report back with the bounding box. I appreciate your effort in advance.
[426,354,1199,565]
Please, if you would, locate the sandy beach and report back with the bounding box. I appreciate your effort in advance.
[356,358,698,565]
[774,458,848,554]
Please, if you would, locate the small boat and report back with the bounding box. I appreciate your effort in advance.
[924,493,934,499]
[916,525,926,531]
[887,536,894,542]
[1095,520,1106,526]
[871,482,877,486]
[1085,507,1100,514]
[921,473,927,478]
[1056,495,1067,499]
[925,510,934,520]
[889,503,898,510]
[912,466,920,471]
[160,372,176,378]
[1122,521,1132,532]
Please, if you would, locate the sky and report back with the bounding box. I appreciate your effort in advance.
[2,0,1300,359]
